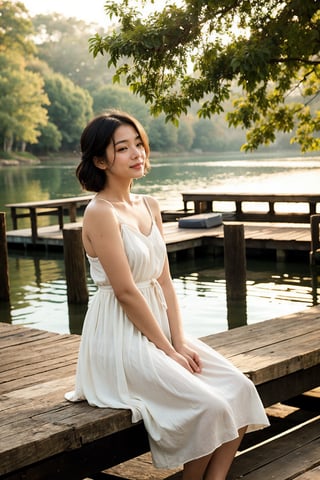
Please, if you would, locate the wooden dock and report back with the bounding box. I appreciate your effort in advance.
[4,192,319,260]
[181,191,320,223]
[5,220,312,257]
[1,305,320,480]
[5,195,93,244]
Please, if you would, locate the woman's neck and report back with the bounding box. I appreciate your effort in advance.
[99,177,134,204]
[97,187,134,205]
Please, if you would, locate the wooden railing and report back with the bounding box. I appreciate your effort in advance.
[6,195,93,243]
[182,192,320,223]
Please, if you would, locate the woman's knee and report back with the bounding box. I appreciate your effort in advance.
[200,390,232,421]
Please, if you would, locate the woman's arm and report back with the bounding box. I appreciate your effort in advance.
[148,197,202,373]
[82,200,194,372]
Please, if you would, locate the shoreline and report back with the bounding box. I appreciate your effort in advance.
[0,156,40,166]
[2,146,317,167]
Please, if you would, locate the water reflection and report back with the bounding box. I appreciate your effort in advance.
[1,250,318,336]
[1,153,320,335]
[0,250,92,332]
[2,154,320,230]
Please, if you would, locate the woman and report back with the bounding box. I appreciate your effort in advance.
[65,111,269,480]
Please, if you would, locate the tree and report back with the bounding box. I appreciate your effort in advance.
[32,14,114,91]
[148,115,178,151]
[177,118,195,151]
[89,0,320,152]
[92,84,149,124]
[0,52,49,152]
[0,1,50,152]
[44,72,93,150]
[30,122,63,154]
[192,119,225,152]
[0,1,35,56]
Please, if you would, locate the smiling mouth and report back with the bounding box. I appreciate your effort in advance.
[131,163,144,169]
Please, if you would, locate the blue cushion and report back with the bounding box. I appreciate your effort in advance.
[178,213,223,229]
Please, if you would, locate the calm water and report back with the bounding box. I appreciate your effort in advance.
[1,151,320,336]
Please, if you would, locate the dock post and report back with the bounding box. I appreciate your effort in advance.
[224,223,247,328]
[0,212,10,302]
[63,226,88,304]
[310,214,320,265]
[310,214,320,305]
[310,265,319,306]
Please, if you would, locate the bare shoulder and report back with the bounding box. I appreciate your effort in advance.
[83,197,118,229]
[143,195,164,232]
[82,198,121,256]
[143,194,161,215]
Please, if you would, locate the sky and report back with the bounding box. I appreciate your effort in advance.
[22,0,168,27]
[23,0,109,26]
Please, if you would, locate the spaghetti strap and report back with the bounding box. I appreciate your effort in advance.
[143,196,154,223]
[95,195,153,224]
[95,197,122,221]
[95,197,114,207]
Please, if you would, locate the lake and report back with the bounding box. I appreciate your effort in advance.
[1,150,320,336]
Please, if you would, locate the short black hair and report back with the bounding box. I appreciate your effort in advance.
[76,111,150,192]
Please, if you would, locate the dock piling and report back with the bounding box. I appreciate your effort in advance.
[224,223,247,301]
[0,212,10,302]
[310,214,320,265]
[63,226,88,304]
[224,223,247,328]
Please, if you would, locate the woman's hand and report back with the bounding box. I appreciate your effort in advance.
[170,344,202,374]
[167,350,194,373]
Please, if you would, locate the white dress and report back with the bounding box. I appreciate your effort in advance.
[65,197,269,469]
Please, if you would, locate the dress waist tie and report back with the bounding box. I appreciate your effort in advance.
[98,278,167,309]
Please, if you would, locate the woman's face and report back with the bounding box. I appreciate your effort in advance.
[105,124,147,180]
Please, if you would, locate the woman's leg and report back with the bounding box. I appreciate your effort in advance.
[204,426,247,480]
[182,426,247,480]
[182,452,212,480]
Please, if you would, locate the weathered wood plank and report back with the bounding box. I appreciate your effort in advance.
[294,466,320,479]
[1,419,79,473]
[0,379,74,418]
[181,192,320,224]
[0,344,78,370]
[1,423,149,480]
[203,309,320,352]
[163,417,320,480]
[101,452,179,480]
[0,364,77,396]
[6,219,312,253]
[6,195,93,210]
[0,336,78,364]
[0,328,56,347]
[0,302,319,478]
[227,332,320,384]
[227,417,320,479]
[103,403,320,480]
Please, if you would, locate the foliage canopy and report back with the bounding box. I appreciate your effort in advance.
[0,3,94,153]
[0,1,49,152]
[32,14,113,91]
[0,0,35,56]
[89,0,320,151]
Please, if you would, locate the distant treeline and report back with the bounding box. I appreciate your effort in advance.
[0,3,298,155]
